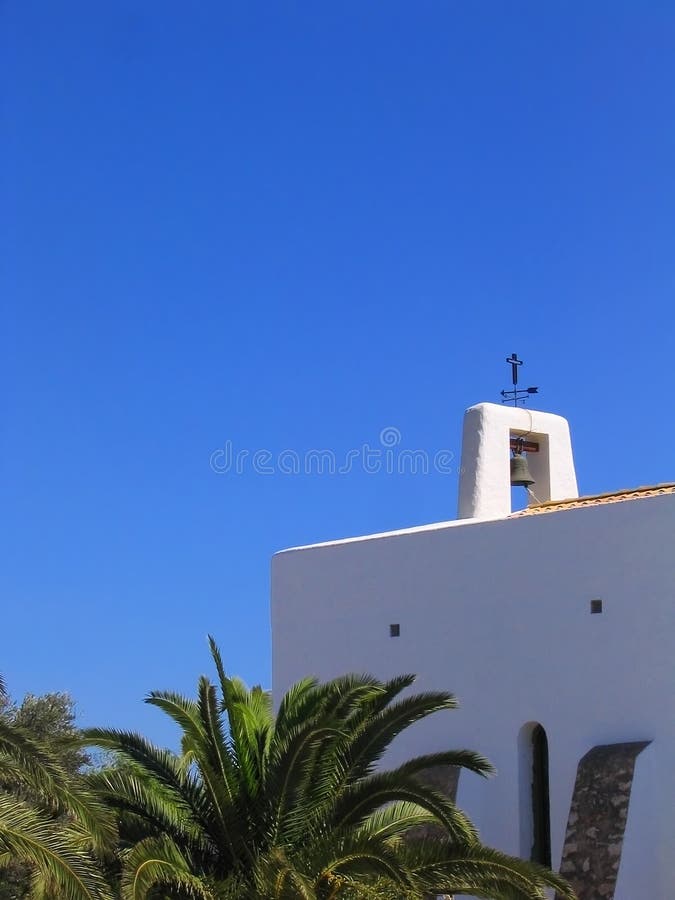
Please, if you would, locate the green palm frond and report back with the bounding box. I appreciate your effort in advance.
[272,677,320,737]
[355,801,439,842]
[192,677,250,867]
[401,839,575,899]
[328,769,479,845]
[341,674,417,729]
[226,698,272,795]
[319,845,412,890]
[267,724,344,844]
[120,834,216,900]
[87,767,210,856]
[207,636,273,805]
[253,847,317,900]
[272,675,373,751]
[195,678,237,801]
[396,749,494,779]
[0,719,116,855]
[0,793,112,900]
[344,690,459,781]
[144,691,204,740]
[81,728,203,808]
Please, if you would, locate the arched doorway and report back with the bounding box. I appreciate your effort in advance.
[518,722,551,866]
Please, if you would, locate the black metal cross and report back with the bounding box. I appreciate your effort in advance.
[500,353,539,406]
[506,353,522,386]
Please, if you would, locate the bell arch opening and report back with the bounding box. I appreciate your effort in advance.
[518,722,552,867]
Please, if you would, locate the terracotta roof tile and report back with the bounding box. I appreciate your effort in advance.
[512,483,675,516]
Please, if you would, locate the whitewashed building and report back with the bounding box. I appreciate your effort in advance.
[271,402,675,899]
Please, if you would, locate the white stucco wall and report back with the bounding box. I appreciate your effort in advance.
[271,493,675,898]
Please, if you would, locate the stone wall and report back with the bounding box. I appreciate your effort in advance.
[417,763,459,802]
[409,764,460,842]
[556,741,649,900]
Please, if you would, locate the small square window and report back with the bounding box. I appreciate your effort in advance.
[590,599,603,614]
[389,623,400,637]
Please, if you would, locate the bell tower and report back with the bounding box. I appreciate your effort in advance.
[457,402,578,520]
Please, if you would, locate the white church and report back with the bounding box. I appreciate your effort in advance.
[271,399,675,899]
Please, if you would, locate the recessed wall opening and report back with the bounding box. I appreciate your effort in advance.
[509,431,551,513]
[591,598,603,614]
[518,722,552,867]
[389,623,400,637]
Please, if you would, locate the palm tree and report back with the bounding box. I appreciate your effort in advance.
[84,640,574,900]
[0,677,114,900]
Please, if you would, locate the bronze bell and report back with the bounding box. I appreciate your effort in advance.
[510,451,535,487]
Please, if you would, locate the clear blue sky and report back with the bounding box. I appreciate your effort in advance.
[3,2,674,745]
